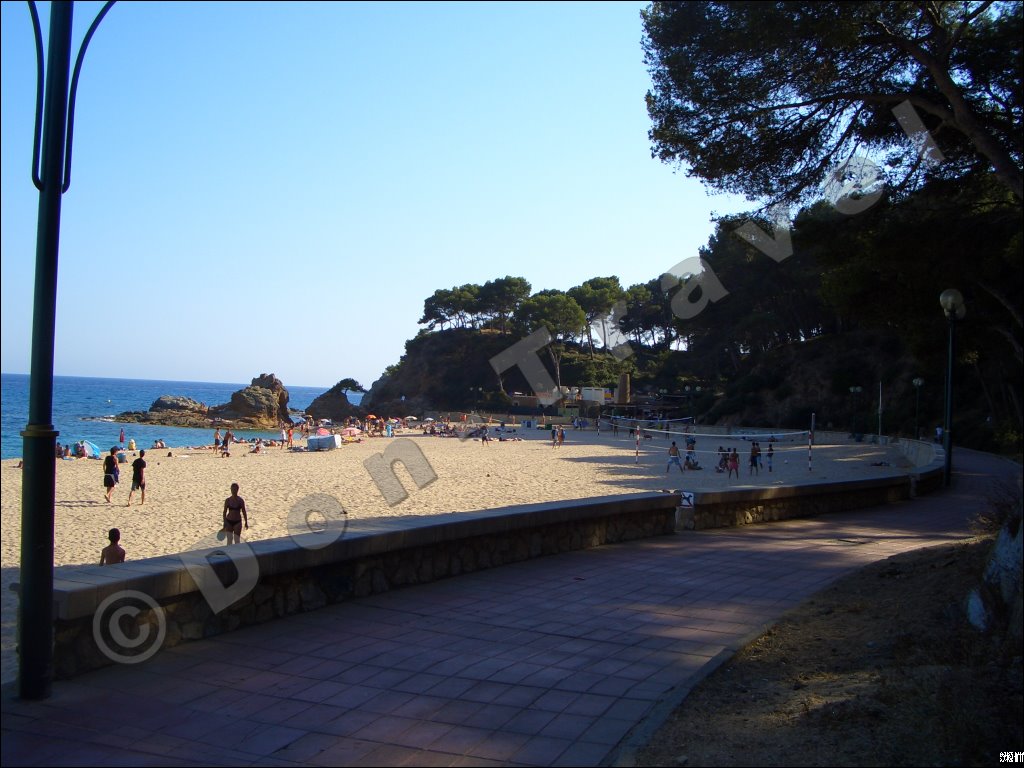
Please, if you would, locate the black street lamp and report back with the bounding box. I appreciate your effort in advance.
[940,289,965,486]
[912,377,924,440]
[19,0,115,701]
[849,386,863,438]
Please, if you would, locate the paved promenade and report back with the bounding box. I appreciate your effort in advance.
[1,450,1018,767]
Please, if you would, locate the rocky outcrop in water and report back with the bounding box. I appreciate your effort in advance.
[114,374,291,430]
[306,380,363,423]
[210,374,290,427]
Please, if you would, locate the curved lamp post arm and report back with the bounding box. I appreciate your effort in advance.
[28,0,116,193]
[63,0,116,192]
[28,2,44,190]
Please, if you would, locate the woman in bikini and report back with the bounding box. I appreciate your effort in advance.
[222,482,249,545]
[103,447,119,502]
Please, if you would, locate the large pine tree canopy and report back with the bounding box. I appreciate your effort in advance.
[642,1,1023,203]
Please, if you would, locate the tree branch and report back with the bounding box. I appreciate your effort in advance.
[978,280,1024,330]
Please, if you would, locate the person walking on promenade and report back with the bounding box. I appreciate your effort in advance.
[222,482,249,545]
[767,443,774,473]
[667,441,684,474]
[127,450,147,506]
[102,447,119,503]
[749,442,760,476]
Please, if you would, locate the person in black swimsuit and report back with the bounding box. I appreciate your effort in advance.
[222,482,249,544]
[103,447,119,502]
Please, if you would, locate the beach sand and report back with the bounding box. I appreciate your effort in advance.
[0,427,908,684]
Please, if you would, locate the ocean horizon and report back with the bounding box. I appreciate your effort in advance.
[0,373,362,460]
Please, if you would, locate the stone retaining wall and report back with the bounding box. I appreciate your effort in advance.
[44,433,951,680]
[51,493,678,679]
[677,476,914,531]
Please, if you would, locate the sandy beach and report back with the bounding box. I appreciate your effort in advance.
[0,426,908,684]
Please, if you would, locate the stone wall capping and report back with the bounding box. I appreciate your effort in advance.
[50,492,678,626]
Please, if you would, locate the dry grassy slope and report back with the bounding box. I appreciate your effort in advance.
[634,537,1024,767]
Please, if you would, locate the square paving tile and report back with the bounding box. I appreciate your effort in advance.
[509,734,572,765]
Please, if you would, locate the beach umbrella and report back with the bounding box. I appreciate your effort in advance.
[341,427,361,437]
[423,417,435,422]
[405,416,418,421]
[82,440,101,458]
[316,427,329,436]
[365,414,377,420]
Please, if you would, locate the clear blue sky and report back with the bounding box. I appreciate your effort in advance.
[1,1,751,390]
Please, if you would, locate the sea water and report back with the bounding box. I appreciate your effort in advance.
[0,373,362,460]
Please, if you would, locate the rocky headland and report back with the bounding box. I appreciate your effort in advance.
[305,381,362,423]
[114,373,295,430]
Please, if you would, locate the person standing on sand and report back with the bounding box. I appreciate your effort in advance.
[213,428,221,452]
[287,426,294,448]
[727,448,739,479]
[222,482,249,545]
[127,450,146,506]
[667,441,684,474]
[557,426,565,447]
[102,447,119,502]
[551,424,557,447]
[100,528,125,565]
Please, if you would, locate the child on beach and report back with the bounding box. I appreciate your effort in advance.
[100,528,125,565]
